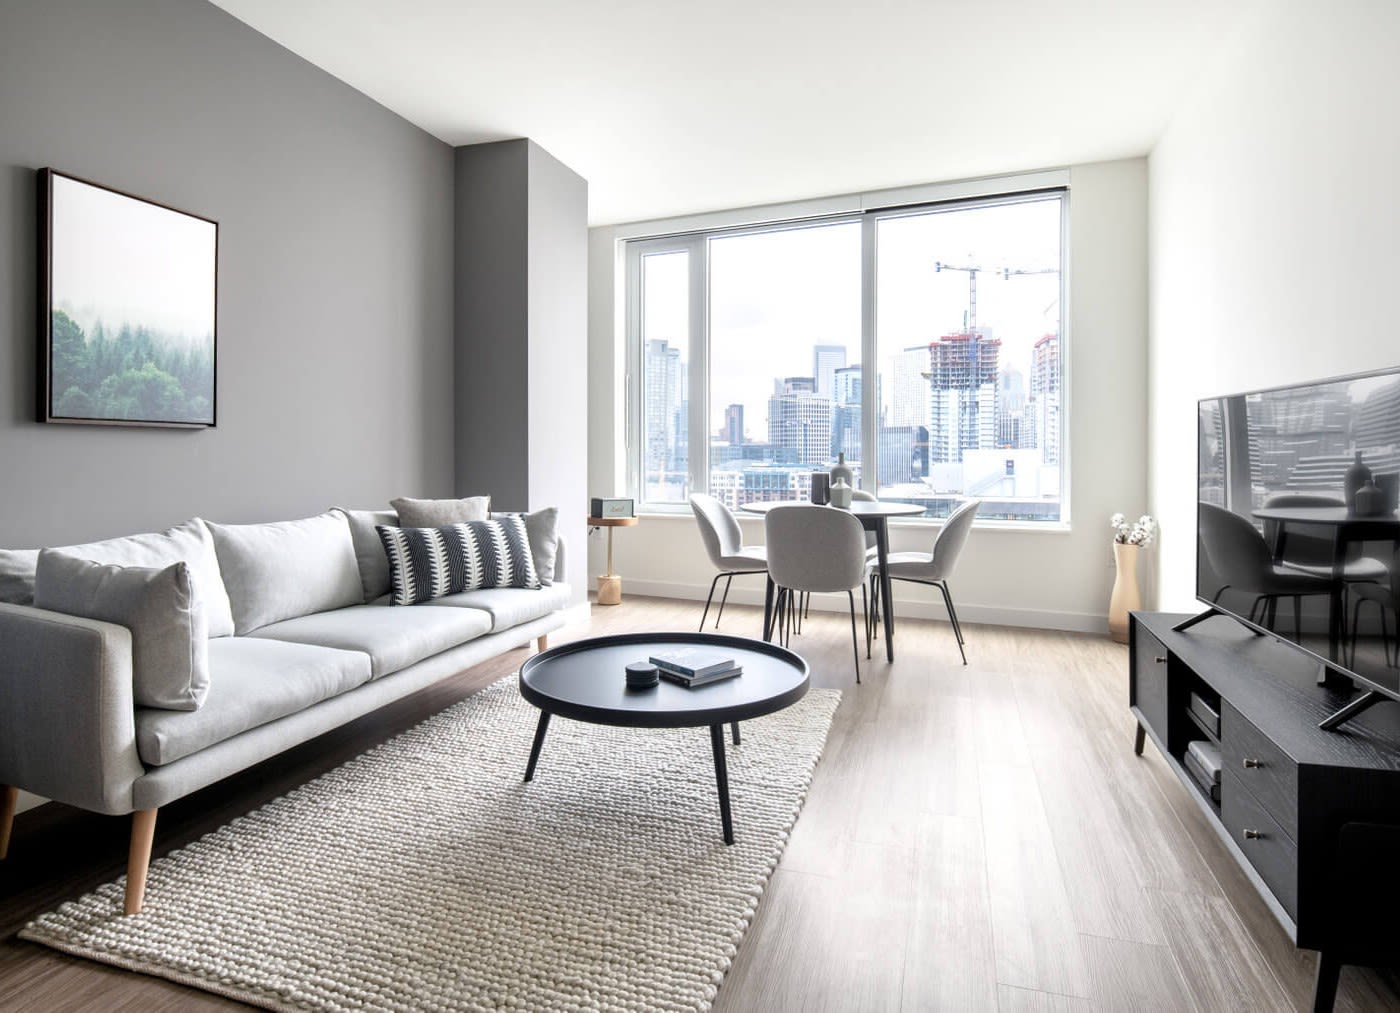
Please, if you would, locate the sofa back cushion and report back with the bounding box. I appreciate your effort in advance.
[0,548,40,605]
[207,512,363,634]
[34,551,210,710]
[334,507,398,603]
[377,516,540,606]
[390,495,490,528]
[54,518,235,638]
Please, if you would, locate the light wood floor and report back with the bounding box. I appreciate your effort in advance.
[2,596,1398,1011]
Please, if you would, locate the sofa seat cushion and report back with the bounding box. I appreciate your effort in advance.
[248,604,493,678]
[425,583,572,632]
[136,638,372,766]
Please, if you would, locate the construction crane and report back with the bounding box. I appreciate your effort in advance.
[934,259,1059,335]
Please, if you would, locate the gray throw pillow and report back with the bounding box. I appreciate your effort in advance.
[34,551,210,711]
[333,508,399,603]
[54,518,235,638]
[491,507,559,586]
[0,548,40,604]
[207,511,364,634]
[391,495,490,528]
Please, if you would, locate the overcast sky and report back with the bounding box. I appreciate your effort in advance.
[643,196,1062,439]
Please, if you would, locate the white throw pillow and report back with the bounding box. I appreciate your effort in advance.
[34,552,210,711]
[207,512,364,634]
[333,507,398,603]
[55,518,235,638]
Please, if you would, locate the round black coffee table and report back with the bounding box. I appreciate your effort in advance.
[518,632,810,844]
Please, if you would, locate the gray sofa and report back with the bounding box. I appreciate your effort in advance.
[0,508,570,914]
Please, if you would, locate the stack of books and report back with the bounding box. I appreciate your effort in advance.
[649,647,743,688]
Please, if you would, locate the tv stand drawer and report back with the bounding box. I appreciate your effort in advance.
[1222,703,1299,841]
[1222,771,1299,919]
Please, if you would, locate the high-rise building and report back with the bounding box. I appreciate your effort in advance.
[768,377,832,467]
[831,364,863,459]
[926,332,1001,464]
[723,403,745,444]
[997,365,1027,448]
[833,364,862,406]
[1030,333,1060,465]
[643,338,684,477]
[813,345,846,400]
[878,424,929,486]
[890,346,930,428]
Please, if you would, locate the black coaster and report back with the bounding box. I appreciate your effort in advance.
[625,662,659,689]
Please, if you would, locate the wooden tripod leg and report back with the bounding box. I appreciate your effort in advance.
[0,786,17,859]
[124,808,158,915]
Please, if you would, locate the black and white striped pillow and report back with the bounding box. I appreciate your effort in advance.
[375,517,541,605]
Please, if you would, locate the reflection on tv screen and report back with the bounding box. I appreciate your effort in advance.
[1196,370,1400,700]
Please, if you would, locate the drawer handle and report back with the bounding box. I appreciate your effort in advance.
[1243,828,1265,841]
[1154,655,1167,664]
[1242,758,1264,769]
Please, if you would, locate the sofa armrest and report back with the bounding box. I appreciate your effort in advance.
[0,603,143,815]
[553,534,567,586]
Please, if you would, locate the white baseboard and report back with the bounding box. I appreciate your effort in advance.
[615,577,1109,635]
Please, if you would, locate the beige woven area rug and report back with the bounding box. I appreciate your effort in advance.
[22,678,839,1012]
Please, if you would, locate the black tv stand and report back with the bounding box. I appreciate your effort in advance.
[1173,606,1265,635]
[1130,613,1400,1012]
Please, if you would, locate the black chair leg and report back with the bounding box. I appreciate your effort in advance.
[860,583,871,659]
[938,581,968,665]
[847,590,861,684]
[700,573,723,632]
[715,573,735,629]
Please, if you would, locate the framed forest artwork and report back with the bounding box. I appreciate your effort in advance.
[38,168,217,427]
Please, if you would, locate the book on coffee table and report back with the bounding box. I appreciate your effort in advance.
[658,664,743,688]
[648,648,736,679]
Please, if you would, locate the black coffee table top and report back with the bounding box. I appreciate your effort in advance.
[518,632,810,729]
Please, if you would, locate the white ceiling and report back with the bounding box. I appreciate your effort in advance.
[210,0,1265,226]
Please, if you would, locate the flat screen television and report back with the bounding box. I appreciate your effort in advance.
[1195,366,1400,725]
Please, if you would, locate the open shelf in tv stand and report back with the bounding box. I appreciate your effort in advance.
[1130,612,1400,1012]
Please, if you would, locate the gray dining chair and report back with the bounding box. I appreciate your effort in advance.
[689,493,768,632]
[868,498,980,664]
[1198,502,1336,637]
[764,504,870,683]
[1348,545,1400,667]
[1261,492,1389,584]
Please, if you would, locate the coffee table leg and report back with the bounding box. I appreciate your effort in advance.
[731,721,741,746]
[710,723,734,845]
[524,711,550,782]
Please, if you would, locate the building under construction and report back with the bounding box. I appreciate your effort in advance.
[924,332,1001,463]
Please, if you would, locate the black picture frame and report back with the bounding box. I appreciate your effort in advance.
[37,168,218,428]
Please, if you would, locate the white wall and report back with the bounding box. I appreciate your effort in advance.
[1148,0,1400,610]
[588,158,1149,632]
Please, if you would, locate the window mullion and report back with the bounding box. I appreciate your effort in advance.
[687,236,708,498]
[860,215,878,493]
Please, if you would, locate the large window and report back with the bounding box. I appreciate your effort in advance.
[627,188,1067,525]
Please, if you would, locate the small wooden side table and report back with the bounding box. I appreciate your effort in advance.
[588,516,638,605]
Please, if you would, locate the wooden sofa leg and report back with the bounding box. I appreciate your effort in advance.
[0,785,17,859]
[124,808,158,915]
[536,634,549,652]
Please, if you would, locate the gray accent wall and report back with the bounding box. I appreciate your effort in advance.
[455,140,588,604]
[0,0,456,545]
